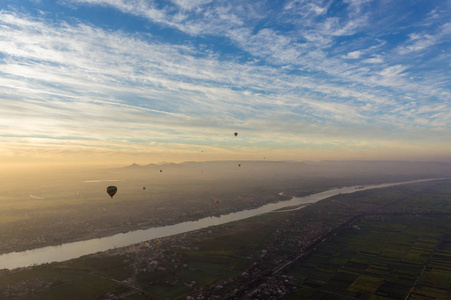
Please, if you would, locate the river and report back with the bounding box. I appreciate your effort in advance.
[0,179,436,269]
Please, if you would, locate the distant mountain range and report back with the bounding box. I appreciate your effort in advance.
[122,160,451,179]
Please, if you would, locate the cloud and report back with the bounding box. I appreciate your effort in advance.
[67,0,253,36]
[62,0,449,103]
[170,0,212,11]
[284,0,329,17]
[362,56,383,64]
[397,22,451,55]
[343,50,361,59]
[1,2,450,164]
[379,65,408,78]
[68,0,168,24]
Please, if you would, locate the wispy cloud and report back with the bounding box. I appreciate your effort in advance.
[362,56,383,64]
[397,22,451,55]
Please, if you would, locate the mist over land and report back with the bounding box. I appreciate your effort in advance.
[0,165,450,299]
[0,160,450,255]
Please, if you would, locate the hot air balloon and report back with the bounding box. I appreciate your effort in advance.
[106,186,117,198]
[143,187,146,190]
[238,164,241,167]
[234,132,238,136]
[160,169,162,173]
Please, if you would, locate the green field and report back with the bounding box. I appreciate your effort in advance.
[282,179,451,299]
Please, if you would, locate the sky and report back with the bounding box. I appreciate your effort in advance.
[1,0,450,166]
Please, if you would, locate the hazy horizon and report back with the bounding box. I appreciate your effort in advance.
[0,159,449,259]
